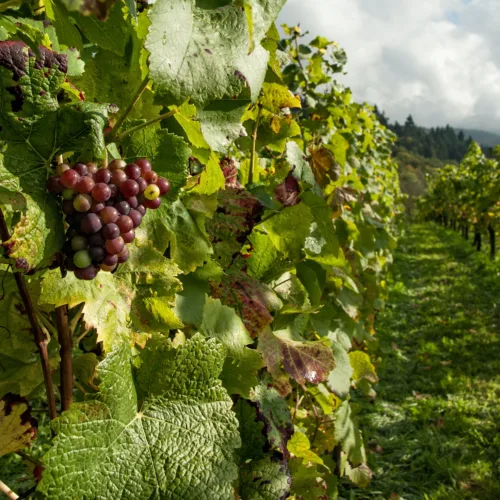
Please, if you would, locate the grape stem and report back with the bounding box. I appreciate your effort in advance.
[248,105,262,185]
[106,76,151,143]
[112,108,179,143]
[0,209,57,421]
[56,305,72,412]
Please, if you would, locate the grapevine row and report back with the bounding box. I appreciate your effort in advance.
[0,2,402,499]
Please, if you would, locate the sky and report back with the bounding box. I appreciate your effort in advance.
[277,0,500,134]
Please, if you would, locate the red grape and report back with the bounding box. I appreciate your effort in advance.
[127,197,139,208]
[108,184,118,198]
[108,159,127,171]
[95,168,111,184]
[136,205,146,216]
[143,197,161,210]
[89,232,106,247]
[89,246,106,263]
[116,215,134,233]
[100,206,119,224]
[90,201,105,214]
[120,179,139,197]
[117,247,130,264]
[111,169,127,185]
[102,223,120,239]
[136,158,151,173]
[144,184,160,200]
[103,254,118,266]
[143,171,158,183]
[156,178,171,195]
[81,213,102,234]
[122,230,135,243]
[73,194,92,212]
[136,177,147,193]
[115,201,130,215]
[75,176,95,194]
[125,163,141,179]
[62,200,75,215]
[92,183,112,202]
[56,163,70,176]
[60,169,80,188]
[100,263,117,272]
[47,176,64,193]
[73,163,88,176]
[105,237,125,255]
[128,210,143,228]
[74,265,98,280]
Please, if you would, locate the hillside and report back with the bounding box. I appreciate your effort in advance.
[454,128,500,148]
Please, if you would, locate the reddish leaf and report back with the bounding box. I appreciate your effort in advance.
[210,271,280,338]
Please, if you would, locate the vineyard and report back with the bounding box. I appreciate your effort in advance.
[1,1,498,499]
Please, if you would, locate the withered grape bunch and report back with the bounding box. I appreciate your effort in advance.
[46,158,170,280]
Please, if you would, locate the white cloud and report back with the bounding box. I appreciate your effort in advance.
[277,0,500,133]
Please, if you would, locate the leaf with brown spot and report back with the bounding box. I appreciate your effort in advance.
[274,331,335,387]
[210,271,281,338]
[311,146,341,186]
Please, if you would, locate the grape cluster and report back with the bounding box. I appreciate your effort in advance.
[46,159,170,280]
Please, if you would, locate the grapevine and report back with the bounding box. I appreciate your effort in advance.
[0,2,401,499]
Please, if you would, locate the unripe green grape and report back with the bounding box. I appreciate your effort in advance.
[56,163,71,176]
[62,188,76,200]
[144,184,160,200]
[71,235,88,251]
[74,249,92,269]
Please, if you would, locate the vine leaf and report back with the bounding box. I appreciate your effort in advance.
[40,245,182,351]
[238,457,292,500]
[199,297,263,398]
[206,187,262,269]
[287,429,325,467]
[263,330,335,387]
[0,394,37,457]
[327,343,353,399]
[0,41,108,268]
[250,383,293,455]
[210,271,282,338]
[146,0,285,107]
[0,271,59,398]
[38,334,240,499]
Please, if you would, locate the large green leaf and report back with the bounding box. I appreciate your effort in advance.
[38,334,240,499]
[145,0,285,106]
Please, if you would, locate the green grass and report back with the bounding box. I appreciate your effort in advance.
[343,223,500,500]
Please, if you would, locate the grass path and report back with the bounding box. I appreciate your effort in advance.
[350,224,500,500]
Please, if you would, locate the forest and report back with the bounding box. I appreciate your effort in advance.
[0,1,499,499]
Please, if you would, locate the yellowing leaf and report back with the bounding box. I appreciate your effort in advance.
[287,429,326,467]
[0,395,37,457]
[349,351,378,385]
[260,82,301,114]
